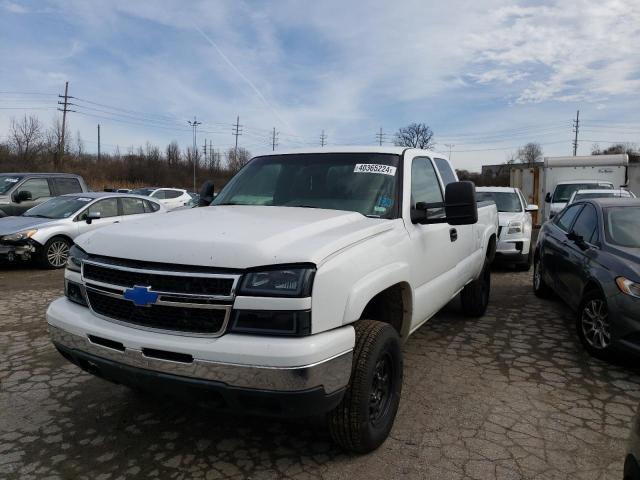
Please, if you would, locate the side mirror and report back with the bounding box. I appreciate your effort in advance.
[545,192,551,203]
[410,181,478,226]
[13,190,32,203]
[198,181,215,207]
[85,212,101,224]
[526,204,539,212]
[567,231,587,249]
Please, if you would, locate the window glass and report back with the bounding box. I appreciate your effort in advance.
[53,177,82,195]
[84,198,119,219]
[130,188,154,196]
[553,183,613,203]
[0,175,23,194]
[121,197,146,215]
[433,158,457,186]
[571,204,598,243]
[18,178,51,200]
[24,196,92,219]
[411,157,444,218]
[604,206,640,248]
[164,190,182,199]
[151,190,166,199]
[555,204,582,232]
[476,192,522,212]
[144,200,160,212]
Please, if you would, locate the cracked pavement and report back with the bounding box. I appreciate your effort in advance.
[1,264,639,479]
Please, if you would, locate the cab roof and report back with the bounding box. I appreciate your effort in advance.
[253,146,448,158]
[476,186,518,193]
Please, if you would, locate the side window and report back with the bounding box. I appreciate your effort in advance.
[433,158,457,186]
[53,177,82,195]
[18,178,51,200]
[151,190,166,199]
[411,157,444,218]
[164,190,182,199]
[144,200,160,212]
[555,204,582,232]
[85,198,119,219]
[121,197,146,215]
[571,204,599,243]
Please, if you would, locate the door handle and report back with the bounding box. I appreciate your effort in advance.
[449,228,458,242]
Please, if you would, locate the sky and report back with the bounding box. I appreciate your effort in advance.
[0,0,639,171]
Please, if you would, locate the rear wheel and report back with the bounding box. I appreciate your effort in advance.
[533,254,552,298]
[461,257,491,317]
[577,290,613,360]
[328,320,402,453]
[40,236,70,269]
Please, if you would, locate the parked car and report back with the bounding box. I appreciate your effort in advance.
[545,180,614,219]
[0,173,88,217]
[0,192,165,268]
[533,198,640,359]
[46,147,498,453]
[129,187,191,211]
[476,186,538,270]
[116,188,131,194]
[568,188,635,205]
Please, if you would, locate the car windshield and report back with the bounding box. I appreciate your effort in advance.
[23,196,94,219]
[476,192,522,212]
[604,207,640,248]
[130,188,154,196]
[0,175,23,194]
[553,183,613,203]
[212,153,400,218]
[573,192,623,201]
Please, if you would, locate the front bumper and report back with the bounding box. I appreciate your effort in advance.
[0,242,35,261]
[494,234,531,260]
[609,293,640,355]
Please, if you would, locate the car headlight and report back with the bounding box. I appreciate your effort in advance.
[66,244,89,273]
[239,267,315,297]
[507,221,523,234]
[1,229,37,242]
[616,277,640,299]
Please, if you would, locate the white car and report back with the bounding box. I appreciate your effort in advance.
[130,187,192,211]
[545,180,614,219]
[46,147,498,453]
[0,192,165,268]
[476,186,538,270]
[568,188,635,204]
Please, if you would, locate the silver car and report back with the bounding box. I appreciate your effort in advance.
[0,192,165,268]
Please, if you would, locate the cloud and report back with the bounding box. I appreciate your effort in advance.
[3,1,28,14]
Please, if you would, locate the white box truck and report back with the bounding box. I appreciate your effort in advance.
[542,154,628,220]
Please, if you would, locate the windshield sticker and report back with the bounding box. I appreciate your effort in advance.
[4,178,19,183]
[77,197,93,202]
[374,206,387,213]
[377,196,393,208]
[354,164,397,176]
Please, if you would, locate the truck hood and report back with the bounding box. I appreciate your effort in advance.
[0,216,60,236]
[76,205,396,268]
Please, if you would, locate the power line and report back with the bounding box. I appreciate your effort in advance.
[187,117,202,192]
[232,115,243,157]
[375,127,386,146]
[57,81,73,167]
[320,130,327,147]
[271,127,278,151]
[572,110,580,156]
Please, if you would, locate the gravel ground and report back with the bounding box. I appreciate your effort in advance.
[1,264,639,479]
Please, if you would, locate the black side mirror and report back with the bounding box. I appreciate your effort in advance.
[198,181,215,207]
[568,231,588,249]
[411,181,478,226]
[85,212,101,224]
[13,190,32,203]
[545,192,551,203]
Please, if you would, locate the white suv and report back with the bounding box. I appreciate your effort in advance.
[130,187,191,211]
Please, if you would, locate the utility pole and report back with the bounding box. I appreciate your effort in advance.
[203,138,207,163]
[376,127,386,146]
[209,140,213,168]
[232,115,243,158]
[444,143,455,161]
[97,124,101,162]
[187,116,202,192]
[320,130,327,147]
[572,110,580,156]
[271,127,278,151]
[57,81,74,168]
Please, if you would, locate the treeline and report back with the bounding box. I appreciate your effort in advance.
[0,115,252,191]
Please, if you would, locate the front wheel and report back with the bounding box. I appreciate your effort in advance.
[328,320,402,453]
[533,254,552,298]
[40,237,71,269]
[577,290,613,360]
[461,257,491,317]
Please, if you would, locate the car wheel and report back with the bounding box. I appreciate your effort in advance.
[40,236,71,269]
[577,290,612,360]
[515,249,532,272]
[328,320,402,453]
[461,257,491,317]
[533,253,552,298]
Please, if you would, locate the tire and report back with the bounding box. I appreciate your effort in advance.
[533,253,552,298]
[328,320,403,453]
[39,236,71,269]
[576,290,613,360]
[461,257,491,317]
[515,249,532,272]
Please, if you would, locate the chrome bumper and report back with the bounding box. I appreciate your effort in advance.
[49,325,352,394]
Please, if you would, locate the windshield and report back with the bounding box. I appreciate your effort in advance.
[212,153,400,218]
[0,175,23,194]
[476,192,522,212]
[23,196,94,219]
[605,206,640,248]
[573,192,627,202]
[553,183,613,203]
[130,188,154,196]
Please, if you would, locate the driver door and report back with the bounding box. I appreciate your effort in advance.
[76,198,122,235]
[11,178,53,215]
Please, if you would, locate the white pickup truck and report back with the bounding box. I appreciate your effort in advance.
[47,147,498,453]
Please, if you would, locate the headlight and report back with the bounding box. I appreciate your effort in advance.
[616,277,640,299]
[239,267,315,297]
[66,244,89,273]
[2,229,37,242]
[507,221,523,234]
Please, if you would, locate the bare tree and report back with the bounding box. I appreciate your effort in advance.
[516,142,543,165]
[9,115,44,165]
[46,117,69,168]
[226,147,251,174]
[592,142,638,155]
[393,123,435,149]
[75,130,85,158]
[166,141,180,166]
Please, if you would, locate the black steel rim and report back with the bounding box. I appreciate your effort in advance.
[369,352,393,425]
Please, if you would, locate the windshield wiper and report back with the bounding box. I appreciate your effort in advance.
[23,214,52,219]
[215,202,243,206]
[289,205,321,209]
